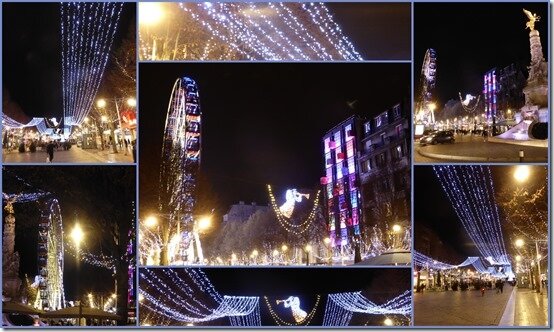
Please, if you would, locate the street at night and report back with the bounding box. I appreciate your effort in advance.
[413,3,548,163]
[2,3,137,164]
[2,166,136,326]
[414,165,548,326]
[138,62,411,268]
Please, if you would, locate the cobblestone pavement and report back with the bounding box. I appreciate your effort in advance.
[2,146,134,164]
[414,286,513,326]
[514,288,548,326]
[414,134,548,163]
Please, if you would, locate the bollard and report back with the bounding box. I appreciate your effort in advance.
[519,150,524,162]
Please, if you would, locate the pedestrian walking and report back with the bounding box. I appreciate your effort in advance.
[482,127,489,142]
[481,286,485,297]
[124,138,129,156]
[46,141,55,162]
[132,139,136,163]
[499,280,504,293]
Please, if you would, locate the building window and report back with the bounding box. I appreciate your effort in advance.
[364,122,371,134]
[392,104,401,118]
[362,159,371,173]
[396,124,403,137]
[395,145,402,159]
[380,133,386,145]
[376,153,386,167]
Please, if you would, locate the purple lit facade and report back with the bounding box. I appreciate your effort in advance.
[322,116,362,249]
[483,69,497,122]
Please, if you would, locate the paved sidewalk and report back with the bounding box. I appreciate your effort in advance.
[414,286,513,326]
[415,134,548,163]
[513,288,548,327]
[2,147,134,164]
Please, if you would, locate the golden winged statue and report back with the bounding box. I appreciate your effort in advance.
[523,9,540,31]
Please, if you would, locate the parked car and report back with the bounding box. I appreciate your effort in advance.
[419,130,455,145]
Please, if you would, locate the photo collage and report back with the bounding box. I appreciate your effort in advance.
[1,1,550,328]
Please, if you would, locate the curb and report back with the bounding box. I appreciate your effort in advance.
[416,148,548,163]
[498,287,516,326]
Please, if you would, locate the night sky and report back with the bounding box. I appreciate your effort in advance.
[326,2,411,60]
[140,267,411,326]
[414,165,548,259]
[139,62,410,217]
[2,2,135,119]
[414,2,549,108]
[2,166,135,301]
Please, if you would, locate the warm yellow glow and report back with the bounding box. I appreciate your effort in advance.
[392,224,402,233]
[515,239,525,247]
[70,223,84,246]
[84,117,90,123]
[428,103,436,111]
[323,237,331,245]
[127,98,137,107]
[384,318,394,326]
[531,261,535,266]
[281,245,288,252]
[252,249,259,257]
[273,249,279,257]
[305,244,312,252]
[144,216,158,228]
[101,115,108,122]
[231,253,237,260]
[139,3,164,26]
[197,216,212,231]
[186,323,194,326]
[97,99,107,108]
[88,293,93,298]
[537,254,542,260]
[515,255,522,262]
[143,323,151,326]
[112,293,116,299]
[138,294,144,302]
[513,166,530,183]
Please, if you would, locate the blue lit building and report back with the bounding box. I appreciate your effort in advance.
[483,69,497,122]
[322,116,362,249]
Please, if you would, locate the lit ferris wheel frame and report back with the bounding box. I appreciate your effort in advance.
[37,198,65,310]
[417,48,437,125]
[157,76,202,264]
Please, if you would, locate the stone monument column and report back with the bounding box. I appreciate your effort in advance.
[2,201,22,300]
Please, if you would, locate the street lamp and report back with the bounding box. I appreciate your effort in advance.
[383,318,394,326]
[513,166,530,183]
[70,223,84,326]
[304,244,312,266]
[139,3,164,26]
[514,237,545,294]
[144,216,158,228]
[127,98,137,107]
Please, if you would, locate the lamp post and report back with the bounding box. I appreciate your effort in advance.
[192,216,212,264]
[392,224,402,249]
[304,244,312,266]
[96,97,137,154]
[515,238,546,294]
[70,223,84,326]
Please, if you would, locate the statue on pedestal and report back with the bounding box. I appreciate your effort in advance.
[2,201,22,301]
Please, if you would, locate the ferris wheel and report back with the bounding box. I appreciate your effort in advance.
[36,198,65,310]
[417,48,437,125]
[158,76,201,264]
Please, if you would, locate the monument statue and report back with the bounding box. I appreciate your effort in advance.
[523,9,540,31]
[2,201,22,300]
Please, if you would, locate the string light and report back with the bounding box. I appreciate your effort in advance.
[323,291,411,326]
[263,296,320,326]
[139,2,362,61]
[434,166,510,265]
[267,185,321,235]
[60,3,124,127]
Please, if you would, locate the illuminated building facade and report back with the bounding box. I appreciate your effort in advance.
[358,101,410,233]
[322,116,362,249]
[484,69,497,122]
